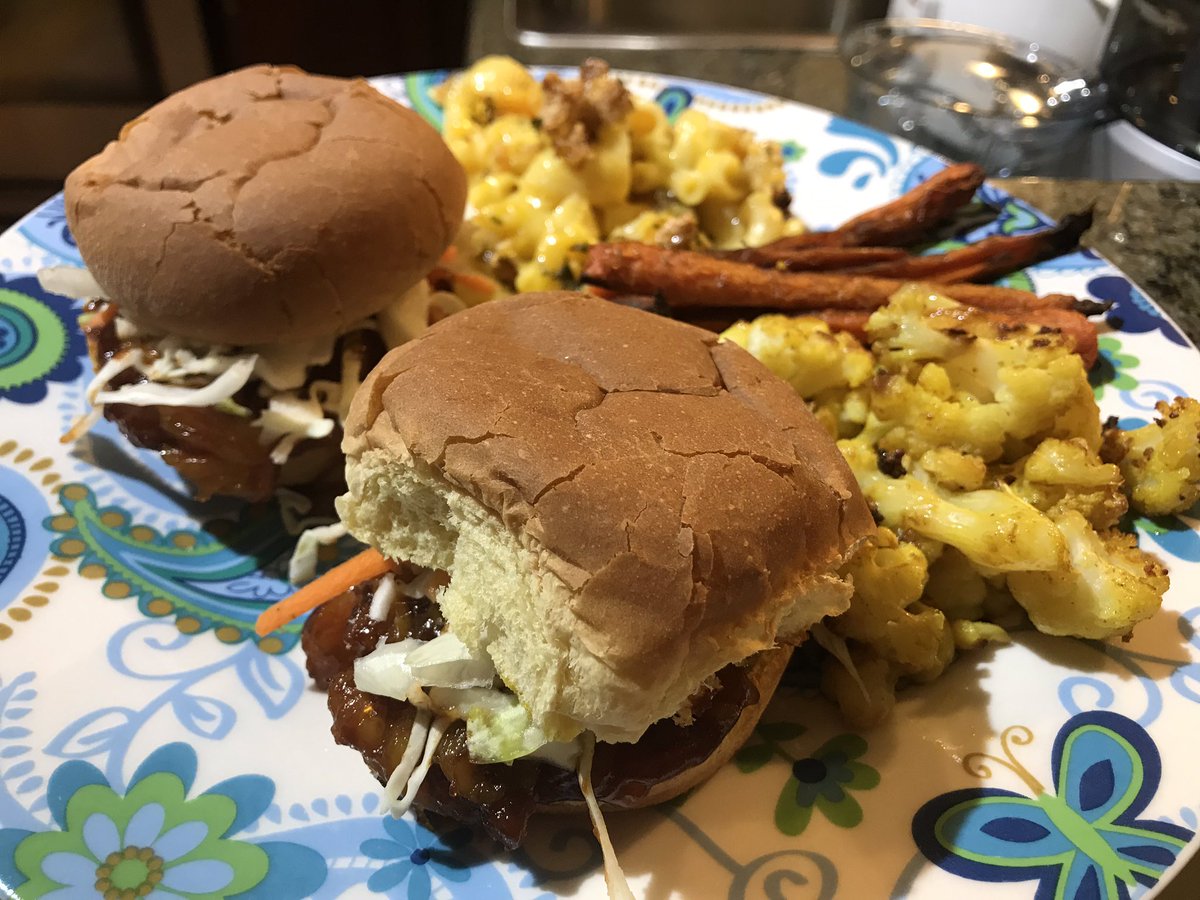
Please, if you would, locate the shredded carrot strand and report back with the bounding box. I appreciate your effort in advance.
[582,284,619,301]
[452,271,498,300]
[254,547,389,637]
[439,245,459,265]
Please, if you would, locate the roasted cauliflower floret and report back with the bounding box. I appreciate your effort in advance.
[921,549,1027,633]
[841,438,1066,573]
[924,548,1021,646]
[923,547,988,621]
[728,284,1178,724]
[1010,437,1128,530]
[829,528,953,683]
[821,651,896,729]
[864,285,1101,462]
[1007,510,1169,639]
[721,315,872,437]
[1102,397,1200,516]
[914,447,987,491]
[951,620,1012,650]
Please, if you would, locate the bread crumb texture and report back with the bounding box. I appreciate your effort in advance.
[64,64,466,345]
[339,293,874,742]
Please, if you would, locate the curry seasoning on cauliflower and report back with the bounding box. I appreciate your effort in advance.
[723,283,1194,726]
[1102,397,1200,517]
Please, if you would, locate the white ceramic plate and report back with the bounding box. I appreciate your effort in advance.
[0,69,1198,900]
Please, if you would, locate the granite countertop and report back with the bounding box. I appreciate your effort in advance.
[468,4,1200,345]
[996,179,1200,345]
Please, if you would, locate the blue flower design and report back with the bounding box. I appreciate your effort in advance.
[0,462,54,623]
[361,816,475,897]
[1133,511,1200,564]
[1091,275,1187,347]
[0,492,24,589]
[0,272,87,405]
[16,195,83,265]
[218,570,294,602]
[817,118,899,189]
[0,742,326,898]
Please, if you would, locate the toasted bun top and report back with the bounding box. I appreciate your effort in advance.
[64,64,466,345]
[338,293,874,742]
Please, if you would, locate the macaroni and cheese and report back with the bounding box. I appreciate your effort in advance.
[438,56,803,292]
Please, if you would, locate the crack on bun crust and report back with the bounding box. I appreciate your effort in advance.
[338,293,875,743]
[65,64,467,345]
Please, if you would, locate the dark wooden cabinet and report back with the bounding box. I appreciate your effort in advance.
[0,0,469,228]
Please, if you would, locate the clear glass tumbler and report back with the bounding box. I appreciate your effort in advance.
[840,19,1108,176]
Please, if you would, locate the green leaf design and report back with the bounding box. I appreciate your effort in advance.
[844,761,881,792]
[815,733,868,762]
[780,140,806,163]
[774,778,814,836]
[13,811,98,898]
[735,742,774,773]
[997,271,1036,293]
[12,771,268,898]
[1091,334,1140,400]
[1000,202,1043,235]
[757,721,806,743]
[817,791,864,829]
[926,238,966,254]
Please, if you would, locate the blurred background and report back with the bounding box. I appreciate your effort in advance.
[0,0,1197,228]
[0,0,472,228]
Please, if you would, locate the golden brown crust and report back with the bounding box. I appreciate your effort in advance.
[64,64,466,345]
[343,293,874,689]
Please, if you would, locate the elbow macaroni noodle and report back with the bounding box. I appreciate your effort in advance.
[439,56,803,292]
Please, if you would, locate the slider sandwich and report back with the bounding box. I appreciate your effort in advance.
[44,64,466,503]
[257,292,874,888]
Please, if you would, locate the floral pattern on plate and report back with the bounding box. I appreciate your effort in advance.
[0,68,1198,899]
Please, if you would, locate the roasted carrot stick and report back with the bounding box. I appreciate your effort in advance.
[739,162,987,255]
[989,307,1099,368]
[807,309,871,342]
[713,245,910,270]
[254,547,389,637]
[837,211,1094,283]
[721,210,1093,282]
[583,243,1077,314]
[835,162,987,248]
[452,271,499,301]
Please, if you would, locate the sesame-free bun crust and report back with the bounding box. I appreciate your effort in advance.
[64,64,466,345]
[339,293,874,743]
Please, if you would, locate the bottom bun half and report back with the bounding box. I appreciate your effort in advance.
[536,644,793,814]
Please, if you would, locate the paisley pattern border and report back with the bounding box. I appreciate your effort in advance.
[0,68,1197,900]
